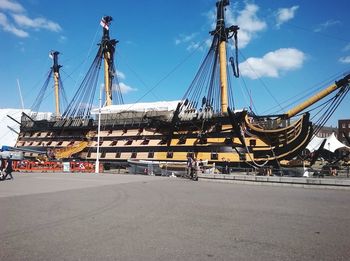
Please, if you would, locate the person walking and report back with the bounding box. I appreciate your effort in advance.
[192,158,198,180]
[187,156,193,179]
[0,157,5,181]
[3,156,14,180]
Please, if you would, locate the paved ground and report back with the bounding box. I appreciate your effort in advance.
[1,172,349,261]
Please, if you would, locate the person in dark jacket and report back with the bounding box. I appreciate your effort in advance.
[3,156,13,180]
[0,157,5,180]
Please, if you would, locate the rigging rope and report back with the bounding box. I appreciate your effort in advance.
[238,50,283,112]
[264,71,348,115]
[30,70,52,114]
[30,68,68,117]
[62,48,103,119]
[180,32,238,113]
[131,36,211,108]
[311,85,349,137]
[229,30,239,78]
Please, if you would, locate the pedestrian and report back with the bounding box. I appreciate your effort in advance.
[0,157,4,169]
[329,167,337,176]
[3,156,14,180]
[193,158,198,176]
[222,157,227,174]
[192,158,199,181]
[226,159,231,174]
[267,166,272,176]
[0,157,4,181]
[187,155,193,178]
[333,168,337,176]
[199,159,204,173]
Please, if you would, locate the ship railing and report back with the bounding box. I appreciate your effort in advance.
[96,110,174,122]
[178,108,215,121]
[21,121,35,128]
[93,117,149,127]
[27,112,52,121]
[42,135,87,140]
[50,117,92,128]
[250,116,291,130]
[97,111,147,120]
[69,118,90,127]
[53,119,65,128]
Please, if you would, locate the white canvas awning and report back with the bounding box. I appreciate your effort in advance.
[306,132,350,153]
[306,135,324,153]
[0,108,29,147]
[91,100,181,114]
[0,109,52,147]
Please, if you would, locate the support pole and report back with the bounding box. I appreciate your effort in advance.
[95,85,102,173]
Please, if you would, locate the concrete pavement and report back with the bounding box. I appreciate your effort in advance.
[1,172,349,260]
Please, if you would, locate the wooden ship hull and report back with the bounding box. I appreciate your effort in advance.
[13,1,349,170]
[16,105,313,168]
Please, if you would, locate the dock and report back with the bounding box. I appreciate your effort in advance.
[198,173,350,189]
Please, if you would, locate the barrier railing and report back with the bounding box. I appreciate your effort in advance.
[13,160,102,173]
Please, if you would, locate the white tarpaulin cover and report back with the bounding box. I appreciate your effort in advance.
[0,108,29,147]
[306,132,350,153]
[0,109,52,147]
[91,100,181,114]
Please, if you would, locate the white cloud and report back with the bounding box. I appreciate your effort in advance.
[110,69,137,94]
[225,3,267,48]
[343,43,350,52]
[186,41,204,52]
[0,0,62,38]
[117,82,137,94]
[58,35,67,43]
[12,14,61,32]
[175,33,210,52]
[339,56,350,64]
[206,8,216,29]
[314,20,340,32]
[179,3,265,51]
[175,33,198,45]
[115,70,125,80]
[0,0,24,13]
[239,48,305,79]
[275,5,299,27]
[0,12,28,37]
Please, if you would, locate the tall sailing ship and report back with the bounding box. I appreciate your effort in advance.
[14,0,350,170]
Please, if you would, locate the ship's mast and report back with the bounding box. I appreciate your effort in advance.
[212,0,239,114]
[100,16,118,106]
[51,51,62,117]
[284,74,350,119]
[217,0,229,113]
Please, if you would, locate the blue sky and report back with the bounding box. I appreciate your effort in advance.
[0,0,349,127]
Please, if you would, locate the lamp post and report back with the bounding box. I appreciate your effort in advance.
[95,85,102,173]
